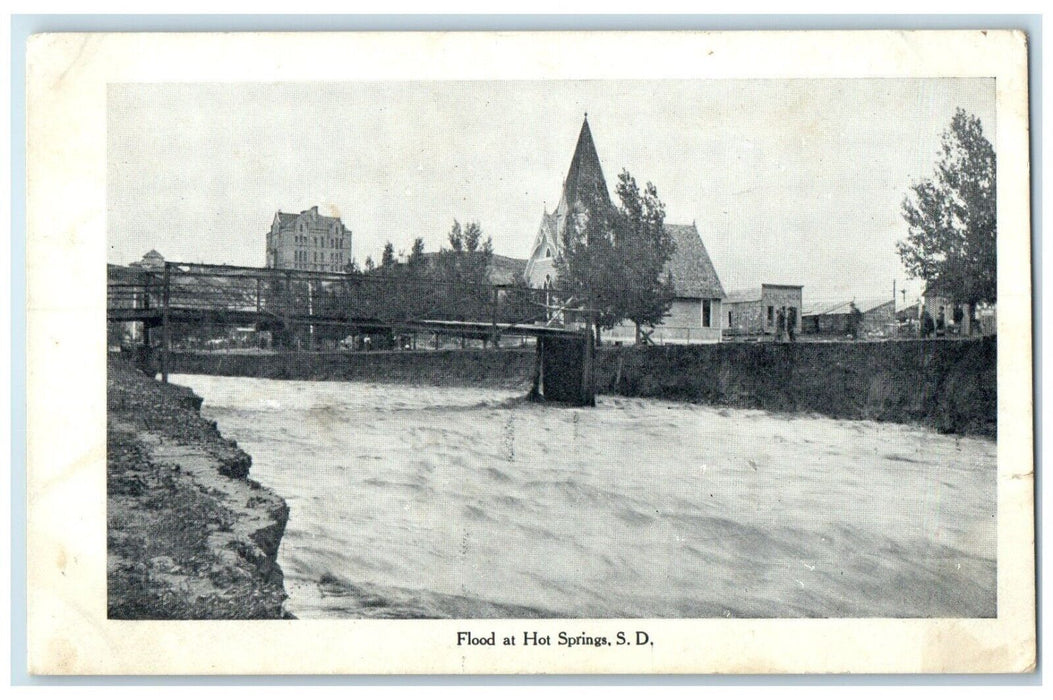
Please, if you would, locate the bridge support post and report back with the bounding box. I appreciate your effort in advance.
[490,287,499,350]
[529,330,595,406]
[160,263,171,383]
[581,327,596,407]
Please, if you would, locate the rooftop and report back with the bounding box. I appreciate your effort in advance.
[802,297,895,316]
[664,224,725,300]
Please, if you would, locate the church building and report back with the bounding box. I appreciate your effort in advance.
[524,116,726,343]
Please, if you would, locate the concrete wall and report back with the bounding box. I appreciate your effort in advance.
[594,337,996,436]
[161,337,996,436]
[166,348,537,389]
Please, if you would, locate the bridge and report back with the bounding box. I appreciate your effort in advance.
[108,261,596,405]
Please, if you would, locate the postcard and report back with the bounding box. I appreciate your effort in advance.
[25,29,1033,674]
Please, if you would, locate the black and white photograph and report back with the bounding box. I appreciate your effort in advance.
[27,30,1034,674]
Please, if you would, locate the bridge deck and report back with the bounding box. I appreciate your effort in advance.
[400,319,582,338]
[109,308,581,338]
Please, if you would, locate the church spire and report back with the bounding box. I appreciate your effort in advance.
[562,113,610,209]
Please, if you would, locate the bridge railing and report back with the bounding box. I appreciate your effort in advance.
[107,267,163,311]
[108,261,584,329]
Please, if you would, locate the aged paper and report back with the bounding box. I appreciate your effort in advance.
[26,30,1033,674]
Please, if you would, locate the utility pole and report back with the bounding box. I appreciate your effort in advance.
[892,278,897,337]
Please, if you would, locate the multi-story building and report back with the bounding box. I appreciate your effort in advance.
[265,206,352,273]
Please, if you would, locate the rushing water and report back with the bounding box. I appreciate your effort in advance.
[173,374,997,619]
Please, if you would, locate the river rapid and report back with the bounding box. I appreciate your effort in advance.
[173,374,997,619]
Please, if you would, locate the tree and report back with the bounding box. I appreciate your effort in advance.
[436,219,494,320]
[897,109,996,305]
[380,241,397,269]
[554,169,677,343]
[408,237,426,271]
[436,220,493,285]
[613,171,677,343]
[554,176,624,333]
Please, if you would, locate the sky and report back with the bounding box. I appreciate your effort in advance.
[108,78,995,306]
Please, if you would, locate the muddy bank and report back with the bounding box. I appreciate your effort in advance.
[107,355,290,618]
[595,337,996,437]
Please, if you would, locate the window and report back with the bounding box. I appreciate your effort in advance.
[767,305,774,326]
[702,299,712,328]
[728,311,733,326]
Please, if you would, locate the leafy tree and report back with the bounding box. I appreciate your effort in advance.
[380,241,397,269]
[554,177,623,332]
[364,256,375,272]
[436,220,493,284]
[897,109,996,305]
[614,171,677,343]
[447,221,464,253]
[408,237,426,271]
[554,169,677,343]
[435,219,494,320]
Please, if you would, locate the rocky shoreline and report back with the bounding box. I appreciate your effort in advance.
[107,354,291,619]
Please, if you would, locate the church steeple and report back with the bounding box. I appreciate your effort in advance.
[561,113,611,210]
[524,114,614,287]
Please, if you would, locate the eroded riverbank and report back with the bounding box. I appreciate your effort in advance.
[107,357,290,618]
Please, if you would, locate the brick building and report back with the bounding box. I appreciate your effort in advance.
[724,284,804,338]
[266,206,352,273]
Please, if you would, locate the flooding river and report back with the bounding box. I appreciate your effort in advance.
[173,374,997,619]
